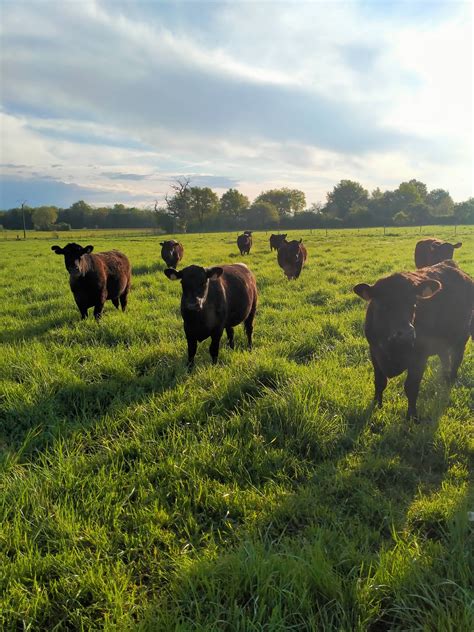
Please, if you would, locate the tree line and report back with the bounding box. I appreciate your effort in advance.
[1,178,473,233]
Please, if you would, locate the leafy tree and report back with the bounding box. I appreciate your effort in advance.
[454,198,474,224]
[32,206,58,229]
[426,189,454,216]
[247,201,279,229]
[406,202,431,225]
[325,180,368,218]
[393,210,410,226]
[219,189,249,223]
[189,187,219,228]
[255,188,305,218]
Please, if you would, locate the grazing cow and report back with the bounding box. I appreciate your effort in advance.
[160,240,184,268]
[164,263,257,368]
[269,233,287,252]
[354,261,473,419]
[277,239,308,280]
[237,231,252,255]
[51,243,131,320]
[415,238,462,268]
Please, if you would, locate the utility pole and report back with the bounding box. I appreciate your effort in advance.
[21,201,27,239]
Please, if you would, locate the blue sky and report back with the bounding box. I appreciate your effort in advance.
[1,0,472,208]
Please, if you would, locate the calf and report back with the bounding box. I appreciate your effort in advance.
[52,243,131,320]
[415,238,462,268]
[237,231,252,255]
[269,233,287,252]
[277,239,307,280]
[354,261,473,419]
[165,263,257,368]
[160,240,184,268]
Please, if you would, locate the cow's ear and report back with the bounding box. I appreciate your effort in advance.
[453,242,462,249]
[353,283,373,301]
[416,279,441,299]
[160,242,165,246]
[206,266,223,280]
[299,238,303,243]
[51,245,63,254]
[82,245,94,254]
[164,268,181,281]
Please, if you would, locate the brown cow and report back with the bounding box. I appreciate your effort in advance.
[237,231,252,255]
[164,263,257,368]
[277,239,307,280]
[269,233,287,251]
[160,240,184,268]
[354,260,473,419]
[415,238,462,268]
[52,243,131,320]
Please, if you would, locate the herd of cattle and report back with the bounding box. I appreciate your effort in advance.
[50,235,472,420]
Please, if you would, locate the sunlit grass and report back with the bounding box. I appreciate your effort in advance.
[1,227,473,630]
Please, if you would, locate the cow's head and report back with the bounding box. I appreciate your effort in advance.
[51,243,93,277]
[280,240,303,279]
[354,273,441,351]
[165,264,223,311]
[431,241,462,264]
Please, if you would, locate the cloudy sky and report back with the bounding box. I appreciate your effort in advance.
[0,0,472,209]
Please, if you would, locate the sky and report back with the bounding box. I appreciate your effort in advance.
[0,0,472,209]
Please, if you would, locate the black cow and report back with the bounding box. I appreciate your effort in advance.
[52,243,131,320]
[160,240,184,268]
[165,263,257,368]
[354,261,473,419]
[237,231,252,255]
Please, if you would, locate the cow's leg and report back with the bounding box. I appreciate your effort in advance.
[449,338,468,382]
[112,298,120,309]
[226,326,234,349]
[74,297,88,320]
[209,330,223,364]
[120,285,130,312]
[438,347,451,382]
[186,335,197,370]
[404,355,428,420]
[370,350,387,408]
[244,301,257,350]
[93,302,105,321]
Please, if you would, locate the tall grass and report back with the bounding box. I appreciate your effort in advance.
[1,227,473,630]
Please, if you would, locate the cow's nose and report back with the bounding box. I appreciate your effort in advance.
[389,326,415,344]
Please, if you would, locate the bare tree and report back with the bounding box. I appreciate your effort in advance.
[165,177,191,232]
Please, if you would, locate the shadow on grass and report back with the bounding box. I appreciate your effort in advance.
[1,314,77,344]
[134,377,464,630]
[0,353,183,462]
[132,262,164,276]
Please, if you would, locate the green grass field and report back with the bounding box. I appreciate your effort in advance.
[1,227,473,631]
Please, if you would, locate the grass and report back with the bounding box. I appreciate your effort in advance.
[0,226,473,631]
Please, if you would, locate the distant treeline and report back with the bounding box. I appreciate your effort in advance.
[1,179,473,233]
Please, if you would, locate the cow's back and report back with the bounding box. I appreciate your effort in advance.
[415,261,473,347]
[221,264,257,326]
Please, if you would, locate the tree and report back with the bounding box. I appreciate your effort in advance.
[406,202,431,225]
[325,180,368,218]
[426,189,454,216]
[454,198,474,224]
[164,178,192,232]
[393,210,410,226]
[219,189,249,224]
[255,188,306,218]
[188,187,219,228]
[247,201,279,229]
[32,206,58,229]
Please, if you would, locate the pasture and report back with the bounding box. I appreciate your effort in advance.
[1,227,473,630]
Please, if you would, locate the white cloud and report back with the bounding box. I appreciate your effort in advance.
[0,0,472,207]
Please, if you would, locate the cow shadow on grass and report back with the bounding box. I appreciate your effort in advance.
[1,313,77,344]
[132,262,164,276]
[0,352,184,462]
[141,382,467,628]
